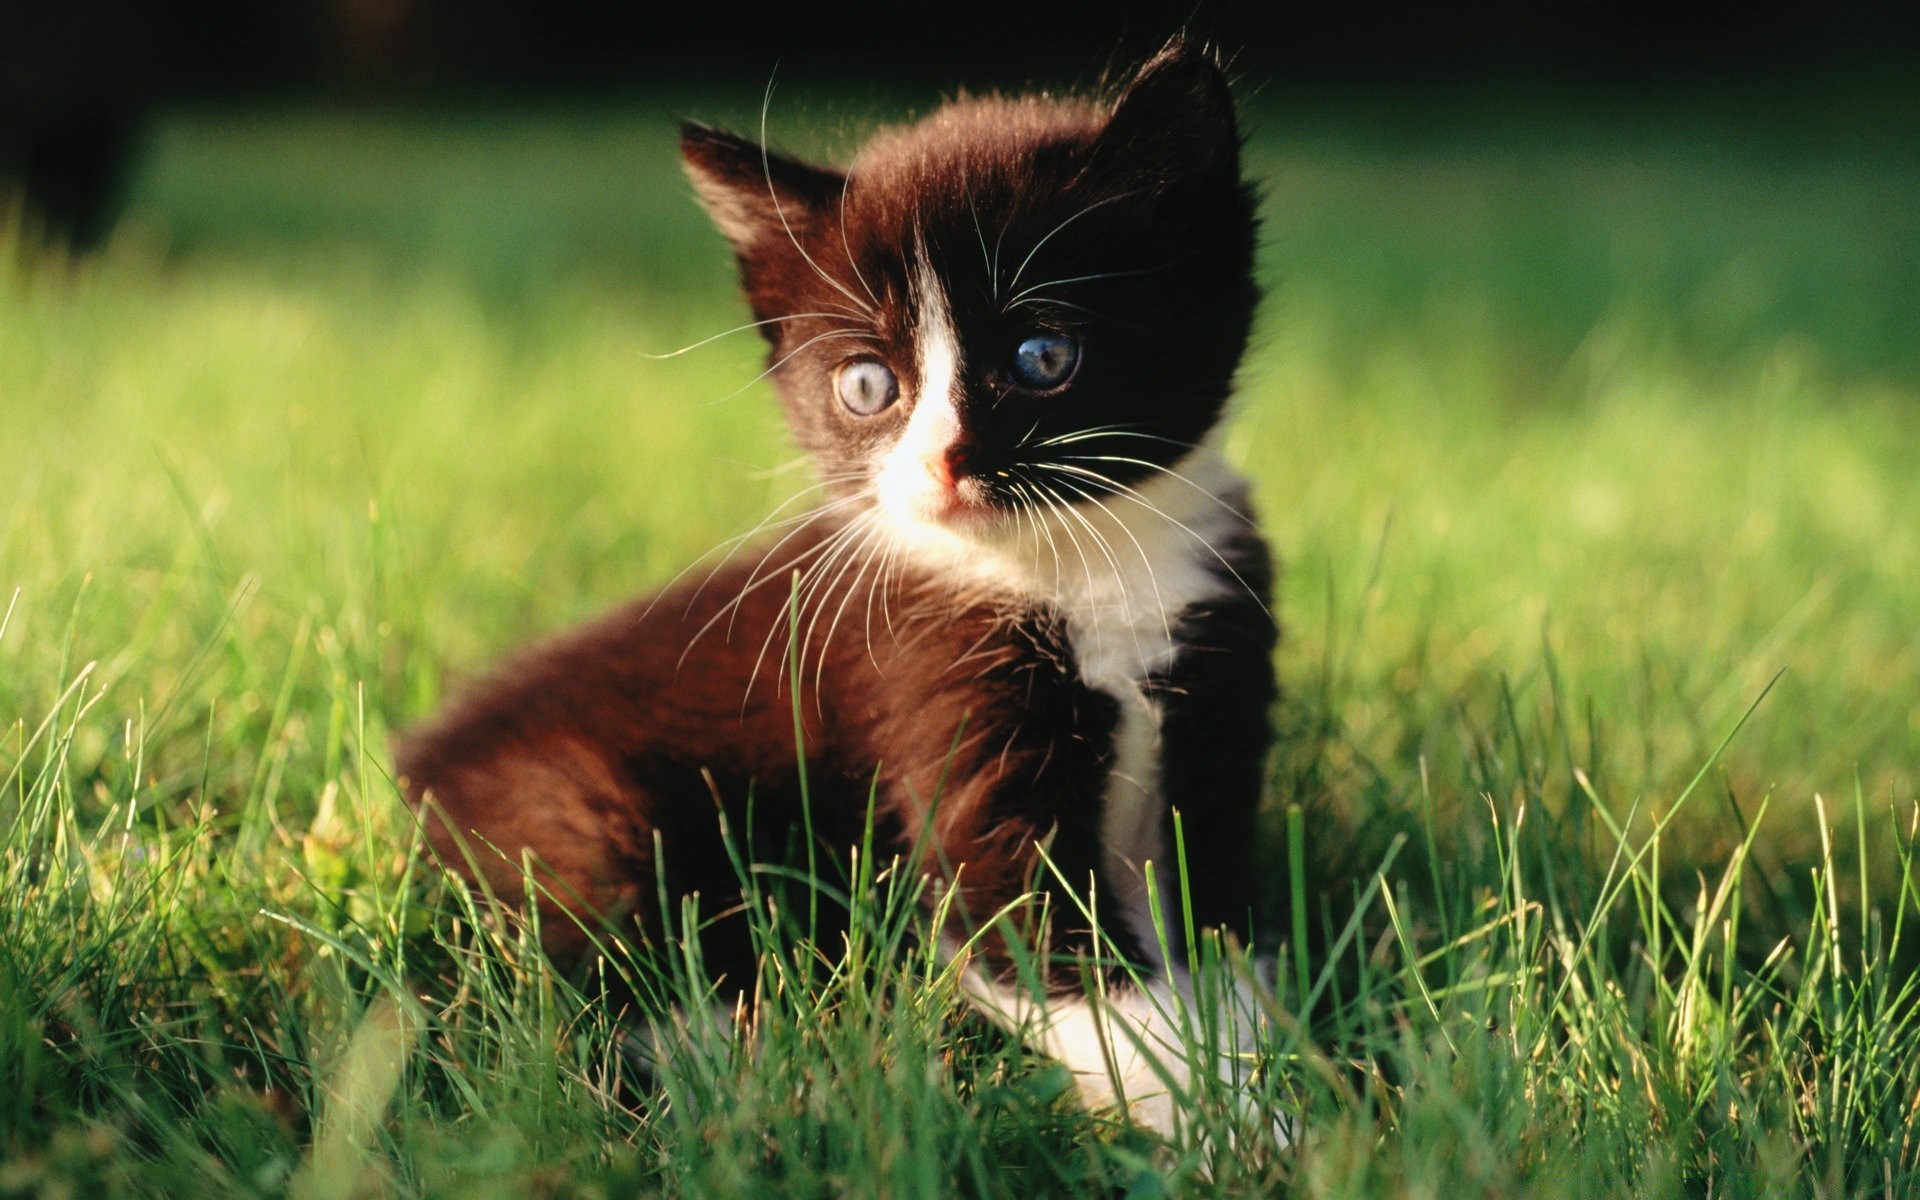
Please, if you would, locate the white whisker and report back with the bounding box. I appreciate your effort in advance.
[965,184,999,301]
[1029,476,1159,671]
[1026,477,1102,621]
[815,519,896,687]
[676,507,861,676]
[1003,481,1046,582]
[736,518,861,703]
[640,312,856,360]
[1043,472,1173,651]
[1052,452,1256,526]
[1040,477,1136,622]
[837,164,881,309]
[678,483,868,611]
[1005,190,1144,299]
[1039,461,1270,617]
[759,82,877,319]
[699,326,878,408]
[747,510,875,703]
[1030,426,1196,452]
[860,524,898,662]
[1009,476,1066,585]
[1004,263,1172,309]
[640,477,866,628]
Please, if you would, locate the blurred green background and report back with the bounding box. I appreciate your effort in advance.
[8,79,1918,859]
[6,61,1920,1197]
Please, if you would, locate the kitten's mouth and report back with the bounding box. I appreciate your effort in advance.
[923,487,1001,531]
[890,478,1009,542]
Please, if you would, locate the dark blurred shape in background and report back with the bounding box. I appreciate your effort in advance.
[4,1,322,247]
[4,0,1916,250]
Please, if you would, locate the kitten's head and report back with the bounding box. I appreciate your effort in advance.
[682,43,1258,571]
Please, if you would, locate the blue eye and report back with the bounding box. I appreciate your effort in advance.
[835,358,898,416]
[1012,333,1080,390]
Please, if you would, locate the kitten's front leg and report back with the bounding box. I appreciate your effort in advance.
[956,916,1287,1146]
[911,770,1274,1139]
[958,957,1274,1138]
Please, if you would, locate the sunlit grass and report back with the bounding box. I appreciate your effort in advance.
[3,86,1919,1196]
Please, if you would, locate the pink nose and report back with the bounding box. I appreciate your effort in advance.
[929,441,973,490]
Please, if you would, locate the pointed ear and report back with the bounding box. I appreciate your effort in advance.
[1096,41,1241,183]
[680,122,845,253]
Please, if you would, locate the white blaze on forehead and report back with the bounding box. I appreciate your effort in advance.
[904,259,963,465]
[875,260,964,531]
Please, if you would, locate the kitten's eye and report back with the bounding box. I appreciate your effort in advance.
[834,358,899,417]
[1011,333,1080,390]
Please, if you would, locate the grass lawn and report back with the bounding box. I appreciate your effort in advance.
[4,78,1920,1196]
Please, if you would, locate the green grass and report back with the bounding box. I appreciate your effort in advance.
[4,81,1920,1196]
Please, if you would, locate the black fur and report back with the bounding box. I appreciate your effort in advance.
[398,42,1274,1041]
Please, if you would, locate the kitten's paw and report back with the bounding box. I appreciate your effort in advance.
[972,969,1292,1147]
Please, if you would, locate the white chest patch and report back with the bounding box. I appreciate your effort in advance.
[1039,449,1250,964]
[892,430,1266,1138]
[869,265,1273,1139]
[891,431,1253,960]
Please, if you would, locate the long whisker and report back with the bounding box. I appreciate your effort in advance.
[1046,469,1163,584]
[1005,263,1175,309]
[1025,476,1101,620]
[853,510,908,649]
[817,300,877,324]
[766,508,875,685]
[837,165,881,309]
[860,521,900,662]
[639,475,865,628]
[1000,481,1039,581]
[815,519,895,688]
[640,313,856,360]
[678,482,868,610]
[1046,477,1132,610]
[1004,189,1144,299]
[759,80,876,319]
[742,454,816,481]
[1040,462,1271,617]
[691,477,864,616]
[791,514,888,699]
[742,511,874,702]
[965,183,998,301]
[1008,476,1065,586]
[1031,477,1141,651]
[1029,425,1196,452]
[1053,452,1256,526]
[711,507,857,623]
[676,505,861,675]
[698,326,877,408]
[1044,472,1172,653]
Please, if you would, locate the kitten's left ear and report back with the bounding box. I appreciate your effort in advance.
[1096,41,1241,183]
[680,122,845,253]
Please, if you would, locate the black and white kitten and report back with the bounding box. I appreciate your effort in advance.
[398,42,1276,1133]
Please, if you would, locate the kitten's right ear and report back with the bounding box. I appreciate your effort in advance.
[680,122,844,253]
[1096,41,1241,185]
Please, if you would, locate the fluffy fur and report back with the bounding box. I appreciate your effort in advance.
[397,42,1276,1132]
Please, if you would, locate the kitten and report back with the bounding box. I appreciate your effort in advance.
[397,41,1276,1134]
